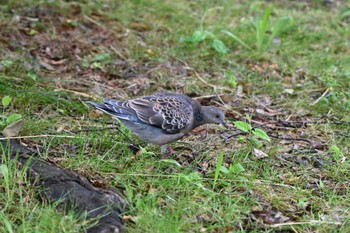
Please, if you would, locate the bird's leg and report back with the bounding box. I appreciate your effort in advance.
[160,144,175,156]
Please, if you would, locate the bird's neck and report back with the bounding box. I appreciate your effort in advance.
[193,108,205,128]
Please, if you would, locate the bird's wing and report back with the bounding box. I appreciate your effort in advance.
[126,95,194,134]
[86,99,138,122]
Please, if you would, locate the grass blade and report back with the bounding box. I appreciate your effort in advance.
[212,39,228,54]
[271,16,293,41]
[261,6,272,33]
[0,212,14,233]
[222,30,252,50]
[213,151,224,189]
[255,6,272,50]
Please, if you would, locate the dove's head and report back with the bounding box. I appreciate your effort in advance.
[201,106,228,128]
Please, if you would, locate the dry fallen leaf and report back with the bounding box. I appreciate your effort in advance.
[129,22,150,31]
[88,110,103,119]
[236,85,244,97]
[122,215,138,222]
[1,119,24,137]
[283,89,294,94]
[251,209,290,224]
[253,148,268,159]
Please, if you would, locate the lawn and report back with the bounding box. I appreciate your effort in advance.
[1,0,350,232]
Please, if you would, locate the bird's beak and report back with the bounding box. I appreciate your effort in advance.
[222,121,229,129]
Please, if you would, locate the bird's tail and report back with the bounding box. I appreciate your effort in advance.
[84,101,138,122]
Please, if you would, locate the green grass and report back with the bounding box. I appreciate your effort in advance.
[0,145,91,232]
[1,0,350,232]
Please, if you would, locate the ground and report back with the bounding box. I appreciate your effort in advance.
[0,0,350,232]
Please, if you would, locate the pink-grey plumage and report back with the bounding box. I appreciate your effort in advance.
[85,92,228,153]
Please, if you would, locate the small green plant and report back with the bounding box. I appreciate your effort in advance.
[178,172,206,190]
[297,197,309,210]
[225,71,237,88]
[27,70,37,82]
[330,145,343,161]
[0,96,22,127]
[318,179,324,189]
[234,114,270,151]
[181,7,229,54]
[181,30,228,54]
[2,60,13,68]
[88,53,112,70]
[2,96,11,108]
[93,53,111,63]
[223,6,293,52]
[139,146,156,156]
[159,159,182,168]
[213,151,246,189]
[228,163,245,174]
[340,7,350,20]
[29,29,38,36]
[219,162,246,176]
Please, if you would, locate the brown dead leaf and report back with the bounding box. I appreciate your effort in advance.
[236,85,244,97]
[195,213,213,224]
[284,75,295,84]
[256,108,280,117]
[127,77,151,95]
[123,215,138,223]
[130,22,150,31]
[146,49,154,56]
[254,94,272,106]
[250,209,290,225]
[92,179,103,188]
[253,148,268,159]
[88,110,103,119]
[220,94,231,104]
[1,119,24,137]
[56,124,73,133]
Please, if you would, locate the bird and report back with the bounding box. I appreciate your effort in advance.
[85,92,228,154]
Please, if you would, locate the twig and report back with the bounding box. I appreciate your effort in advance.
[89,80,117,91]
[281,137,313,145]
[68,126,120,133]
[104,172,297,189]
[215,93,228,107]
[269,135,314,145]
[84,16,129,39]
[110,45,137,73]
[311,88,330,106]
[194,70,217,88]
[84,15,104,28]
[224,132,247,141]
[55,88,97,98]
[193,94,224,100]
[270,220,342,228]
[0,135,78,140]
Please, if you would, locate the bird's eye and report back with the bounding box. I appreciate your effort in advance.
[216,115,219,118]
